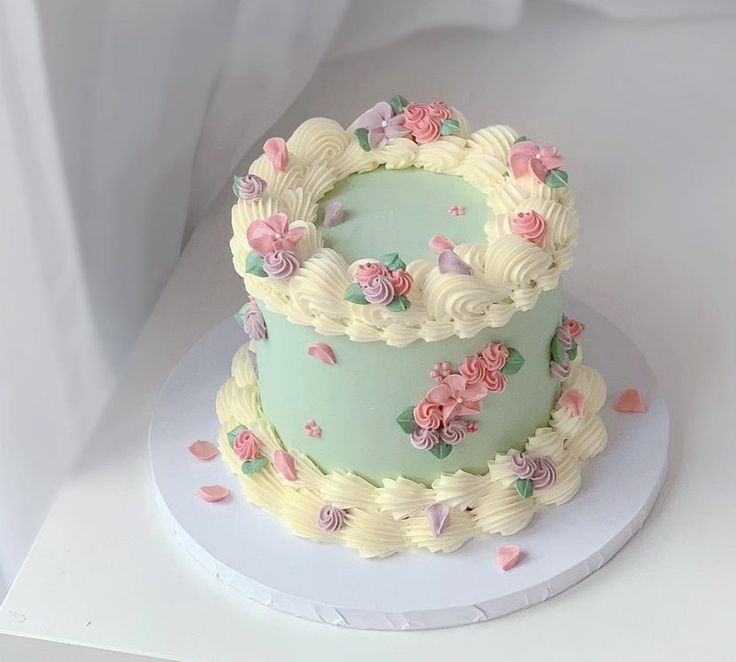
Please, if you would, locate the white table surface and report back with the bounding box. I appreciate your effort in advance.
[2,4,735,661]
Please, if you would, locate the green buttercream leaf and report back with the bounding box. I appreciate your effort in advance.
[513,135,529,144]
[245,251,267,277]
[568,339,578,361]
[440,119,460,136]
[516,478,534,498]
[395,407,417,434]
[344,282,369,305]
[378,252,406,271]
[231,175,239,198]
[241,457,266,475]
[389,95,409,114]
[233,302,247,328]
[430,442,453,459]
[550,337,565,365]
[545,169,568,188]
[502,347,525,375]
[227,425,247,448]
[355,128,371,152]
[386,295,410,312]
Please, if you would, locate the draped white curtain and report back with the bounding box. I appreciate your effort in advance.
[0,0,732,596]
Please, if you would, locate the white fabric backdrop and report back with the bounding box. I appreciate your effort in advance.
[1,0,733,597]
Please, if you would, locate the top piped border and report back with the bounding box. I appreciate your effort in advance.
[230,97,579,347]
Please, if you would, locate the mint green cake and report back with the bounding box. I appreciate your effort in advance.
[216,98,608,557]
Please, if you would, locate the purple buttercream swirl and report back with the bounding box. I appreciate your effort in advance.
[410,427,439,450]
[234,174,267,202]
[439,419,467,445]
[263,249,299,279]
[510,452,536,479]
[362,274,395,305]
[243,301,267,340]
[316,505,346,533]
[555,324,573,350]
[531,456,557,489]
[550,358,571,381]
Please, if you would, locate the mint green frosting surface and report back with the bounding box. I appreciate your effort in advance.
[255,288,562,486]
[321,167,489,263]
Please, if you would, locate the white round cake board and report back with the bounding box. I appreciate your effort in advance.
[149,297,668,630]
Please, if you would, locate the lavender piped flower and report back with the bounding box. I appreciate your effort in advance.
[233,174,267,202]
[352,101,408,150]
[555,324,573,351]
[531,457,557,489]
[439,419,467,445]
[363,274,395,305]
[510,452,536,479]
[263,249,299,279]
[550,357,571,382]
[316,505,346,533]
[410,427,439,451]
[243,298,267,340]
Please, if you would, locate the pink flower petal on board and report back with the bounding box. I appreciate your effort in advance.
[263,137,289,172]
[559,389,584,417]
[425,502,450,538]
[197,485,230,502]
[614,388,647,413]
[429,234,455,254]
[307,343,337,365]
[497,544,521,571]
[188,440,218,460]
[274,449,298,481]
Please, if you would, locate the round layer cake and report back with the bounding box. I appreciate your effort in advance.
[216,97,607,557]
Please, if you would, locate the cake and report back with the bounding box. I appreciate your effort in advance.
[216,97,608,557]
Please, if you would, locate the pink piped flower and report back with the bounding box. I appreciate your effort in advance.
[403,101,452,144]
[448,205,466,217]
[481,342,509,372]
[483,370,507,393]
[426,374,487,425]
[233,430,261,461]
[413,399,443,431]
[429,361,453,383]
[563,318,585,339]
[512,210,547,246]
[246,212,306,257]
[354,261,390,286]
[465,420,480,434]
[387,268,413,297]
[304,420,322,438]
[458,354,486,386]
[509,140,564,183]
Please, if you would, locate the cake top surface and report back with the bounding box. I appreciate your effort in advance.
[231,97,578,346]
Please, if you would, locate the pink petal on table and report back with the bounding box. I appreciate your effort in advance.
[274,449,298,481]
[438,249,472,275]
[559,389,584,417]
[188,440,218,460]
[425,502,450,538]
[307,343,336,365]
[197,485,230,502]
[429,234,455,254]
[614,388,647,413]
[263,137,289,172]
[497,544,521,571]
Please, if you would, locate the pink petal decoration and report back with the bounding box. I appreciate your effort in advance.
[614,388,647,413]
[323,201,344,228]
[263,137,289,172]
[307,343,337,365]
[188,439,218,460]
[274,449,298,481]
[438,249,472,275]
[429,234,455,254]
[497,544,521,571]
[197,485,230,502]
[559,389,584,417]
[425,502,450,538]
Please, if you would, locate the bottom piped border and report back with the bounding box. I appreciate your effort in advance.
[215,341,608,558]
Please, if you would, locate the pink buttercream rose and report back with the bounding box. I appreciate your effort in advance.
[388,268,413,296]
[458,354,487,386]
[564,318,585,339]
[408,118,441,144]
[481,342,509,372]
[483,370,507,393]
[413,399,443,431]
[426,102,453,121]
[426,374,487,424]
[233,430,261,461]
[403,102,431,124]
[512,211,547,246]
[354,261,389,286]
